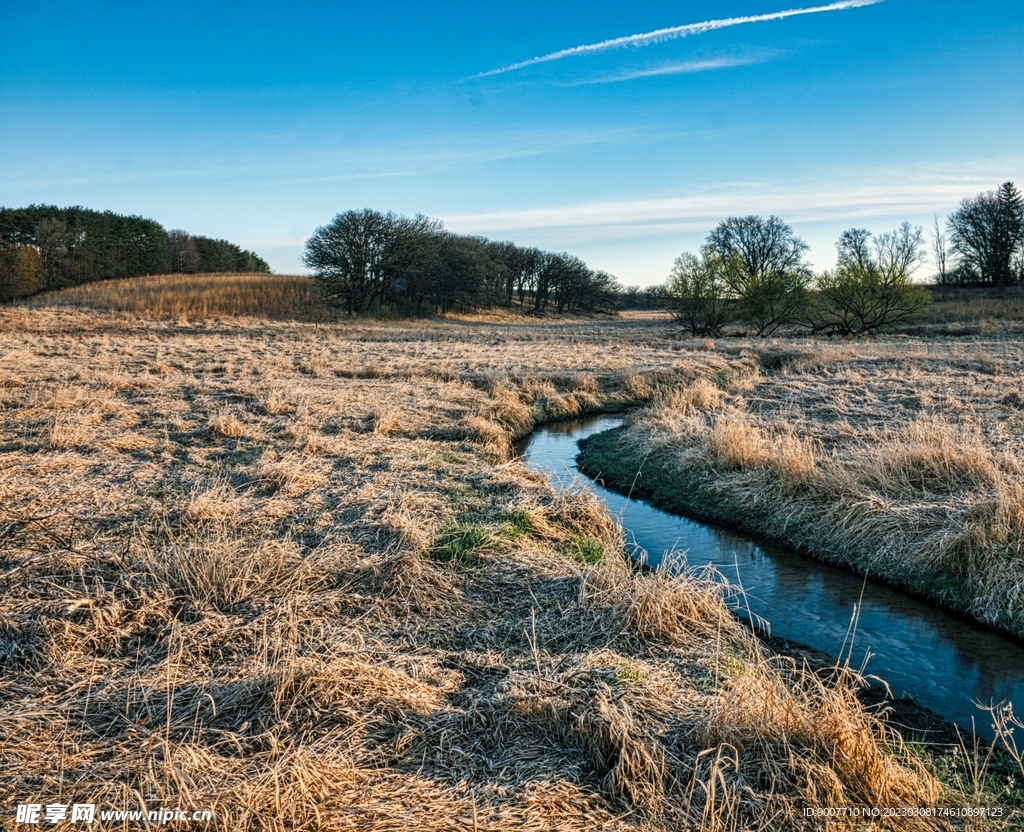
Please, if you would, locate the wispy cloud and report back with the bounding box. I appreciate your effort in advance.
[442,163,1022,246]
[472,0,882,79]
[0,126,658,191]
[567,52,782,85]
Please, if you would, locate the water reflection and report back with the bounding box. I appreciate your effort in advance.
[517,415,1024,740]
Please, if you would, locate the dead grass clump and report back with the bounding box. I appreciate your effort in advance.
[266,650,455,732]
[708,412,768,469]
[0,387,20,410]
[209,409,245,438]
[491,658,674,817]
[485,382,534,439]
[770,432,819,480]
[0,614,42,671]
[372,408,401,437]
[577,693,668,812]
[569,389,602,413]
[542,393,583,419]
[521,378,559,400]
[257,387,294,415]
[369,486,445,553]
[622,371,653,400]
[0,368,26,389]
[756,343,858,375]
[574,373,601,396]
[860,416,999,496]
[581,561,748,647]
[989,479,1024,543]
[185,480,247,523]
[47,415,98,449]
[623,570,745,647]
[104,431,160,453]
[462,415,510,456]
[305,351,332,378]
[545,485,622,547]
[247,453,328,496]
[699,410,819,481]
[139,534,311,610]
[380,548,463,615]
[661,377,724,413]
[709,662,939,812]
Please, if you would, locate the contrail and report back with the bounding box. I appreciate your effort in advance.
[472,0,882,79]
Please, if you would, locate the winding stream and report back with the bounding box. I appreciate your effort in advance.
[517,414,1024,741]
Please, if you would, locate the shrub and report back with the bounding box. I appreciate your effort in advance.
[663,249,735,336]
[814,223,931,334]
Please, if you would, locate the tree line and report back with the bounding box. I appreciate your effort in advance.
[303,208,620,316]
[0,205,270,302]
[664,216,931,336]
[664,181,1024,336]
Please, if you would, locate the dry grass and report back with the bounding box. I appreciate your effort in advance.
[925,285,1024,334]
[0,298,967,830]
[601,339,1024,640]
[22,272,339,322]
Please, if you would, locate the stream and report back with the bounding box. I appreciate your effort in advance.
[516,414,1024,742]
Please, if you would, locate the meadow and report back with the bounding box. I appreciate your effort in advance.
[1,273,1022,829]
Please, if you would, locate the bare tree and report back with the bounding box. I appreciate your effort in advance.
[706,215,810,280]
[705,215,812,335]
[836,228,873,270]
[663,248,736,336]
[931,215,948,283]
[303,209,400,314]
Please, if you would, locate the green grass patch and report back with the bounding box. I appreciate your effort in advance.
[500,509,535,539]
[428,524,494,568]
[614,663,643,686]
[563,534,605,565]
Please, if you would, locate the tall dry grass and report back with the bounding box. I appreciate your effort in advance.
[0,301,957,829]
[926,285,1024,331]
[22,272,340,322]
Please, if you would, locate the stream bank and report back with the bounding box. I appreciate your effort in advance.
[519,415,1024,743]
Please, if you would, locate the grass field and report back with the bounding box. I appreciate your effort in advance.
[20,273,338,322]
[1,278,1022,829]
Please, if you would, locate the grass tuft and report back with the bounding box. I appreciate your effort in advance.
[563,534,606,565]
[428,524,495,568]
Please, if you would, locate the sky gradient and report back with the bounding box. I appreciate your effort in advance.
[2,0,1022,284]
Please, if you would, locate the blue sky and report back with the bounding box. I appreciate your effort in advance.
[2,0,1022,284]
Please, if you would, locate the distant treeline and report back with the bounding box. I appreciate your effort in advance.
[0,205,270,302]
[304,209,624,316]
